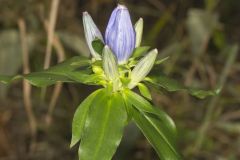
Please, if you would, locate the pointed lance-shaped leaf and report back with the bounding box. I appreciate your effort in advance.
[105,4,136,64]
[103,46,119,81]
[128,49,158,89]
[70,89,103,148]
[79,92,127,160]
[83,12,104,60]
[135,18,143,48]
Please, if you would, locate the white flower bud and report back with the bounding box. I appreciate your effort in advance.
[128,49,158,89]
[135,18,144,47]
[83,12,104,60]
[102,46,121,91]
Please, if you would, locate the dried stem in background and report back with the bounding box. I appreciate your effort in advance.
[43,0,60,69]
[18,18,37,148]
[40,0,63,126]
[184,37,210,86]
[192,45,238,153]
[43,20,65,126]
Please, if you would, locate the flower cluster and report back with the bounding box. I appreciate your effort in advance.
[83,4,158,90]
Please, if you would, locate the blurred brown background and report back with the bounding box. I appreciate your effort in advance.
[0,0,240,159]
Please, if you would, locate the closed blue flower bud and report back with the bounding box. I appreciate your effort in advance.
[105,5,136,64]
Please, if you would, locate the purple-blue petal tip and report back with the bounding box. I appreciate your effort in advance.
[105,4,136,64]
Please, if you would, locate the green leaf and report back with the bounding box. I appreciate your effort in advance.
[67,71,103,85]
[125,90,181,159]
[137,83,152,100]
[0,75,12,84]
[71,89,103,147]
[145,75,220,99]
[132,46,150,58]
[122,94,133,123]
[79,91,127,160]
[124,90,177,140]
[132,107,182,160]
[145,76,185,92]
[24,72,74,87]
[0,56,91,87]
[188,87,221,99]
[92,38,104,55]
[24,56,90,87]
[0,75,21,84]
[155,56,169,65]
[45,56,90,74]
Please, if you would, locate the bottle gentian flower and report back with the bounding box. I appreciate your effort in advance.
[105,4,136,64]
[0,3,208,160]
